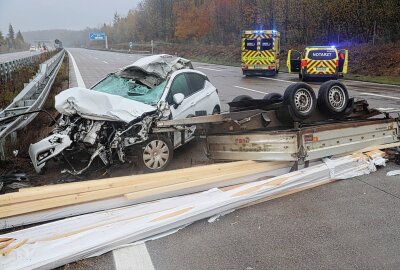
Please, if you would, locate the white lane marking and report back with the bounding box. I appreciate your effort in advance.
[197,66,223,72]
[358,92,400,100]
[102,60,109,64]
[234,85,267,95]
[258,77,294,84]
[343,79,400,88]
[67,50,86,88]
[113,243,155,270]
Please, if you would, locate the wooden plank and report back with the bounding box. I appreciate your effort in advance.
[0,166,291,229]
[0,239,15,250]
[0,239,27,256]
[19,160,252,193]
[123,164,290,201]
[239,179,336,209]
[0,162,290,218]
[1,161,270,205]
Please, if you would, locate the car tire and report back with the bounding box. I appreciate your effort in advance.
[317,80,349,116]
[139,134,173,173]
[263,93,283,103]
[232,95,253,102]
[276,83,316,123]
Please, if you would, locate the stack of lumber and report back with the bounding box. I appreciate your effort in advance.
[0,151,385,270]
[0,160,291,229]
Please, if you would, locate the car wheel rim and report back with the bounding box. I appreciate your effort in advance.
[294,89,313,113]
[328,86,346,110]
[143,140,169,170]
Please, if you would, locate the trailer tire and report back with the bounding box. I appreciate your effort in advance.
[139,134,173,173]
[317,80,349,116]
[263,93,282,103]
[232,95,253,102]
[281,83,316,121]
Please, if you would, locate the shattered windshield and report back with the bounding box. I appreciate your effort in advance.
[91,74,166,106]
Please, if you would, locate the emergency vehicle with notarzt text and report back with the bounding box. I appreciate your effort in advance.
[287,46,348,81]
[241,30,281,76]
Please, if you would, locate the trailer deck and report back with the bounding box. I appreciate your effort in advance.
[156,100,400,168]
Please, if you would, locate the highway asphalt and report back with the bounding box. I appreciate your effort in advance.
[63,48,400,270]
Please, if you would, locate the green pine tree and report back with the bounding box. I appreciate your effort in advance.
[8,24,15,49]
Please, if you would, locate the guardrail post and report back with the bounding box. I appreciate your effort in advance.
[0,138,5,161]
[10,131,17,145]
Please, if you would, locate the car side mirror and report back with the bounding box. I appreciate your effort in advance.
[173,93,184,106]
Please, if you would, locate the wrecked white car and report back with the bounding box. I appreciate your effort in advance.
[29,54,221,174]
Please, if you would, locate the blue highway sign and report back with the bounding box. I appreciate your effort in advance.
[89,32,106,41]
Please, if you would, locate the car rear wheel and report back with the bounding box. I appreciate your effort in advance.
[139,135,173,173]
[212,105,220,114]
[317,80,349,116]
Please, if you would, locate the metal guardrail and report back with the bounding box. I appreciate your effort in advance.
[0,53,45,82]
[0,49,65,142]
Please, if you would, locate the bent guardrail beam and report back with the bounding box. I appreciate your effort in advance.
[0,49,65,142]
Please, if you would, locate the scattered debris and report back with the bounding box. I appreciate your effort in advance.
[386,170,400,176]
[207,210,235,223]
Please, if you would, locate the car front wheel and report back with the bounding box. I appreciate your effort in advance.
[139,135,173,172]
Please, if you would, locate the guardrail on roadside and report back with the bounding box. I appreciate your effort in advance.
[0,53,48,82]
[0,49,65,146]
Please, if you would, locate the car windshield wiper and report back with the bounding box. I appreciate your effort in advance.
[128,92,145,96]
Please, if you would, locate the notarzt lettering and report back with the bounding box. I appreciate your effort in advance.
[312,52,332,57]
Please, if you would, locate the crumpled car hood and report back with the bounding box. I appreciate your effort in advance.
[120,54,193,79]
[55,87,156,123]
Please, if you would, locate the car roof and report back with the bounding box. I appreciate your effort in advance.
[121,54,193,79]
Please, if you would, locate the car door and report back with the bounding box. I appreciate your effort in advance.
[287,50,301,73]
[166,72,196,147]
[185,72,214,116]
[338,49,349,74]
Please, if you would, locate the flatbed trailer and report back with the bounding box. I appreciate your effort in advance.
[156,102,400,169]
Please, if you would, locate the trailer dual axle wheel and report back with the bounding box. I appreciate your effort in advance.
[317,80,349,116]
[277,83,317,123]
[263,93,282,103]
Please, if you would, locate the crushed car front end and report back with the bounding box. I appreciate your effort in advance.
[29,54,192,175]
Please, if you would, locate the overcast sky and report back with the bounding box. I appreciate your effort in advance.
[0,0,141,34]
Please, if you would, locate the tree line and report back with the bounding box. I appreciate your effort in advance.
[98,0,400,48]
[0,24,29,53]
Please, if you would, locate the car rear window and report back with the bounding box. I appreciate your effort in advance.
[260,38,273,50]
[244,39,257,51]
[307,49,337,60]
